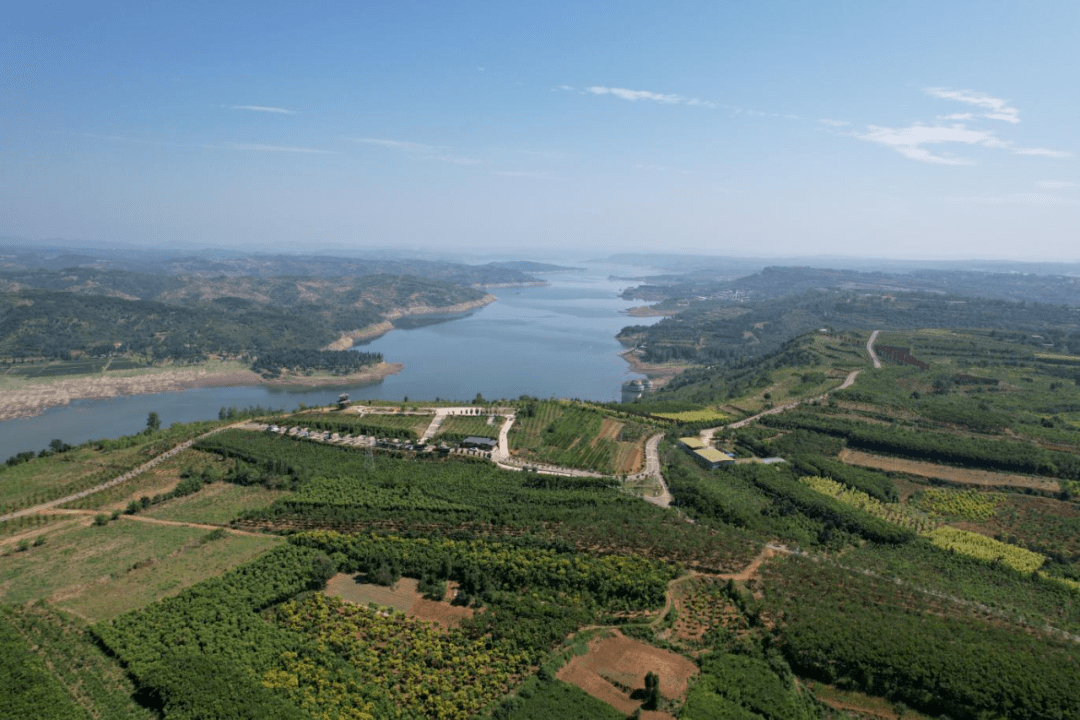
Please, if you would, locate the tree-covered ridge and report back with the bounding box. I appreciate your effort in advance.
[622,264,1080,307]
[622,289,1080,367]
[0,289,343,361]
[0,248,546,286]
[0,272,487,368]
[0,270,490,358]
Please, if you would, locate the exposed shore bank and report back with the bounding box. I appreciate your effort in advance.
[623,304,676,317]
[618,348,692,390]
[0,361,403,422]
[324,295,498,350]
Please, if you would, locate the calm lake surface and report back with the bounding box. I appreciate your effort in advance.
[0,264,661,458]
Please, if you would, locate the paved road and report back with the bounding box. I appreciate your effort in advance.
[492,414,515,462]
[420,410,449,442]
[867,329,882,368]
[627,433,672,508]
[0,424,238,523]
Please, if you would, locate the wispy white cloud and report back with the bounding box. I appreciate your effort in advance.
[560,84,799,119]
[582,85,718,109]
[938,113,975,121]
[228,105,295,115]
[947,193,1079,207]
[925,88,1020,124]
[221,142,330,154]
[1013,147,1072,158]
[348,137,481,165]
[818,118,849,127]
[854,123,1009,165]
[1036,180,1078,189]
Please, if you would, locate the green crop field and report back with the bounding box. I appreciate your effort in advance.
[435,414,500,441]
[143,482,289,525]
[0,518,279,621]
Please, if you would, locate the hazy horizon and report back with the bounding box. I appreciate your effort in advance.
[3,2,1078,261]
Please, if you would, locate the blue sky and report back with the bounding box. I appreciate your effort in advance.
[2,1,1078,260]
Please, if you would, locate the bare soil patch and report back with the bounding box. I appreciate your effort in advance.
[558,662,643,716]
[614,443,644,475]
[324,574,474,628]
[557,630,697,715]
[618,351,693,390]
[0,362,402,421]
[596,418,623,442]
[838,449,1060,493]
[624,305,676,317]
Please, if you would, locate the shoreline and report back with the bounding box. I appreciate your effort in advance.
[618,349,693,390]
[473,281,549,289]
[623,304,676,317]
[325,295,498,350]
[0,362,403,422]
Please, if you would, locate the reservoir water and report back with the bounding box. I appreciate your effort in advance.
[0,263,661,458]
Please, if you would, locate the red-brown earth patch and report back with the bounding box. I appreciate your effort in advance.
[324,574,474,628]
[557,630,697,719]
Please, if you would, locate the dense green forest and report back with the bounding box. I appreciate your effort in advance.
[0,269,500,374]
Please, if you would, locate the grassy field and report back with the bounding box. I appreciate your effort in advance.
[59,448,220,512]
[0,517,279,621]
[653,409,729,423]
[435,413,500,440]
[0,424,226,513]
[142,482,288,525]
[834,329,1080,449]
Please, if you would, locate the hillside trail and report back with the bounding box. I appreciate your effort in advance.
[26,506,271,538]
[867,329,882,368]
[0,423,242,523]
[698,330,880,443]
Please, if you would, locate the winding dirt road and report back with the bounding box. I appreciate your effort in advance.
[0,424,239,523]
[700,330,879,443]
[867,329,882,368]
